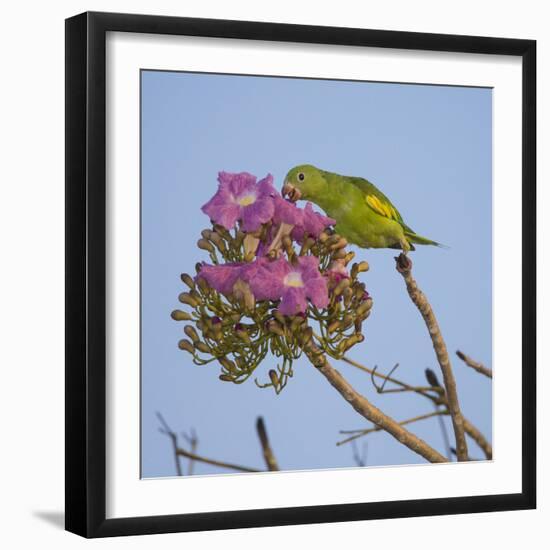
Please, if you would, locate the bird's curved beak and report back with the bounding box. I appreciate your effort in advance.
[282,180,302,203]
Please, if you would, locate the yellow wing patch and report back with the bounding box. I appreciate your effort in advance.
[366,194,399,222]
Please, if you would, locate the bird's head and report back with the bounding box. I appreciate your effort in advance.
[282,164,327,202]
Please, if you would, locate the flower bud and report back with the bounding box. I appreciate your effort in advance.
[357,299,373,317]
[352,261,370,278]
[330,237,347,251]
[343,287,353,307]
[198,238,215,253]
[194,341,211,354]
[184,325,199,342]
[300,327,313,346]
[328,320,341,334]
[219,373,234,382]
[341,314,354,329]
[299,237,315,256]
[178,339,195,353]
[290,315,305,332]
[273,311,286,325]
[234,326,251,344]
[197,277,210,293]
[266,320,285,337]
[319,231,330,243]
[219,357,237,373]
[180,273,195,289]
[331,248,348,260]
[179,292,200,307]
[269,369,279,387]
[344,251,355,265]
[209,231,226,252]
[333,278,351,297]
[171,309,192,321]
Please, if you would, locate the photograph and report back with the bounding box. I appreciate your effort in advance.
[140,69,493,477]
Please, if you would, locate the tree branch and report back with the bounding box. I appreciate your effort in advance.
[462,417,492,459]
[256,416,279,471]
[305,346,447,463]
[456,350,493,379]
[395,254,469,462]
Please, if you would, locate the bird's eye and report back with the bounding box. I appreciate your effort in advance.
[298,172,305,182]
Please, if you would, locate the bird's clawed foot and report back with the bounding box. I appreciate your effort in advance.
[395,252,412,274]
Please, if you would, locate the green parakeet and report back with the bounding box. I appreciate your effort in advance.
[282,164,441,252]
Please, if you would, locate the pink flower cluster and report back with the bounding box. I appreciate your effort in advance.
[198,171,339,315]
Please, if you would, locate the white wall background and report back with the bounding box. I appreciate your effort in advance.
[0,1,546,548]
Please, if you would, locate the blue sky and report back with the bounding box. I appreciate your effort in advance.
[141,70,492,478]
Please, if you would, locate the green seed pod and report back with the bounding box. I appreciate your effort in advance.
[184,325,199,342]
[194,341,211,354]
[178,339,195,353]
[171,309,192,321]
[197,238,215,253]
[178,292,199,308]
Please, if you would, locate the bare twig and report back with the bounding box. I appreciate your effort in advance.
[337,410,446,446]
[456,350,493,379]
[182,428,198,475]
[343,356,492,460]
[342,357,445,404]
[351,440,368,467]
[156,412,183,476]
[256,416,279,471]
[305,346,447,463]
[395,254,468,462]
[158,412,260,474]
[176,447,260,473]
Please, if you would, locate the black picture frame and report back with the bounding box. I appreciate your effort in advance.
[65,11,536,538]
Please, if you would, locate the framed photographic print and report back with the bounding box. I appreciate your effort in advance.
[65,11,536,538]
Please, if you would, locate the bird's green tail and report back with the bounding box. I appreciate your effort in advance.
[405,230,446,248]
